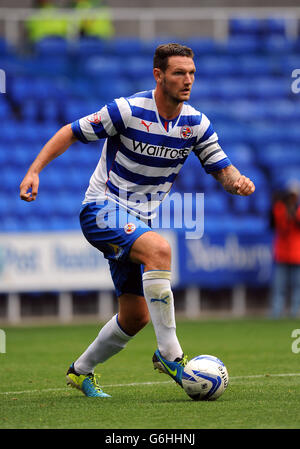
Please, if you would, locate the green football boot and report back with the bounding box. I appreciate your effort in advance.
[66,363,111,398]
[152,349,188,387]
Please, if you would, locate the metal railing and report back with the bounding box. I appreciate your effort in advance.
[0,7,300,45]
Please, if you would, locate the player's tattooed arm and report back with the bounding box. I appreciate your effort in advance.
[211,164,255,196]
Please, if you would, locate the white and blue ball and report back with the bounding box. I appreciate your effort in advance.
[182,355,229,401]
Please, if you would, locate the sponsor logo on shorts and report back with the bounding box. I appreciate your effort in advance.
[124,223,136,234]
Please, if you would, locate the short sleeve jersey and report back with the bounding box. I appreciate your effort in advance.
[71,89,231,219]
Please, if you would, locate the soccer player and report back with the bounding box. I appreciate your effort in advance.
[20,43,255,397]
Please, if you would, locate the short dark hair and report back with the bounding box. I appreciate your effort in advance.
[153,43,194,72]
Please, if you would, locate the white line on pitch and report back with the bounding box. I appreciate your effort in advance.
[1,373,300,395]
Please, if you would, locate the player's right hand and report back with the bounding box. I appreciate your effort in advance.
[20,171,39,202]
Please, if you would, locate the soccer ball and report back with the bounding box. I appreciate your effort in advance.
[182,354,229,401]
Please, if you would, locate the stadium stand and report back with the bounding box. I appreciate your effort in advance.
[1,17,300,234]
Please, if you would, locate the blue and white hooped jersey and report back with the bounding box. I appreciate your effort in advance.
[71,89,231,219]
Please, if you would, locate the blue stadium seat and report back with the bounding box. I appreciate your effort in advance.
[247,122,288,146]
[196,56,239,77]
[0,37,11,55]
[17,121,58,146]
[253,191,271,216]
[240,167,268,190]
[124,57,153,80]
[41,166,68,193]
[280,55,300,74]
[205,213,236,233]
[9,143,34,168]
[0,144,9,167]
[232,194,251,214]
[0,216,23,232]
[258,143,300,169]
[74,37,106,58]
[262,36,295,54]
[32,191,60,217]
[93,78,133,102]
[229,18,262,36]
[227,100,269,121]
[0,97,12,120]
[230,215,268,234]
[81,56,123,80]
[190,80,215,101]
[105,37,144,56]
[251,77,291,99]
[262,99,300,121]
[0,123,17,144]
[10,77,32,103]
[214,122,249,144]
[263,17,286,36]
[60,167,87,194]
[2,168,20,193]
[285,125,300,144]
[42,99,61,122]
[34,37,69,57]
[26,53,70,76]
[63,99,90,123]
[54,193,81,218]
[220,36,259,54]
[141,37,179,55]
[238,55,276,76]
[134,76,155,92]
[216,78,251,100]
[47,215,80,231]
[193,100,229,122]
[70,78,92,100]
[22,215,51,232]
[0,37,17,62]
[175,170,198,192]
[14,197,35,222]
[224,143,255,168]
[0,193,8,215]
[21,99,40,121]
[203,191,229,215]
[11,76,67,104]
[185,37,218,56]
[270,167,300,190]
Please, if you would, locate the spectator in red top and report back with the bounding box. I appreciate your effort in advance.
[270,181,300,318]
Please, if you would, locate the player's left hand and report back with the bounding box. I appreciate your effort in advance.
[233,175,255,196]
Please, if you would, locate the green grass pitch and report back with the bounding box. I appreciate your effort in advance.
[0,318,300,429]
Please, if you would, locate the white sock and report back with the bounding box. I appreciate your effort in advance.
[142,270,183,361]
[74,314,132,374]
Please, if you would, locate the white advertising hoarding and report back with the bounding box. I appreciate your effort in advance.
[0,231,178,293]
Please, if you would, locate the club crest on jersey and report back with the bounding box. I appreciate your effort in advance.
[180,125,193,139]
[87,112,101,125]
[124,223,136,234]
